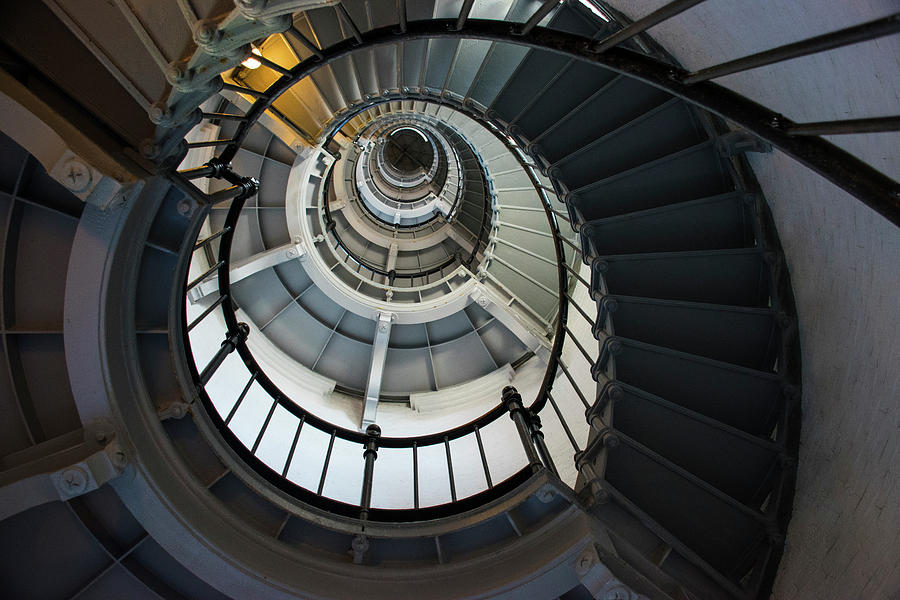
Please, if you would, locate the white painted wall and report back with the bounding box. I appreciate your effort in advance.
[599,2,900,597]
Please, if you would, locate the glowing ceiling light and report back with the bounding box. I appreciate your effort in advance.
[242,47,263,70]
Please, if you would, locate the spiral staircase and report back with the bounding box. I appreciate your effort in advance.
[1,1,899,599]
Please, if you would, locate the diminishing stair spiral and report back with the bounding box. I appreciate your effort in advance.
[132,1,806,597]
[0,1,815,599]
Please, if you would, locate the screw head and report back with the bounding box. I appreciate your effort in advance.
[61,468,88,493]
[575,551,594,575]
[61,159,92,193]
[604,585,630,600]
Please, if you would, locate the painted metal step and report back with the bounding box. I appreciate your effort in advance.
[567,141,733,222]
[535,75,671,164]
[602,338,783,438]
[552,100,706,190]
[600,295,778,370]
[604,433,771,579]
[611,382,781,505]
[512,61,618,142]
[589,248,771,307]
[580,193,756,256]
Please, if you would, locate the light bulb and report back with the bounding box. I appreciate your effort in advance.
[242,47,263,70]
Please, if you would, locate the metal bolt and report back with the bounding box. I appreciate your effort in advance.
[177,199,193,216]
[604,585,630,600]
[61,468,88,493]
[112,449,128,469]
[575,551,594,575]
[61,159,92,193]
[193,19,220,46]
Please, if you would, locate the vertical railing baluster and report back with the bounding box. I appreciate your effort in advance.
[397,0,407,33]
[318,430,336,495]
[474,425,492,488]
[546,391,580,453]
[359,424,381,522]
[200,323,249,385]
[250,398,277,454]
[413,441,419,509]
[225,371,257,425]
[503,386,543,473]
[529,413,558,476]
[282,415,305,477]
[444,436,457,502]
[193,226,231,250]
[455,0,475,30]
[187,294,228,332]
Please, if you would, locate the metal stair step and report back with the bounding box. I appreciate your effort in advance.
[589,248,771,307]
[536,76,671,163]
[602,295,778,370]
[579,193,755,255]
[553,100,706,190]
[605,338,783,437]
[490,50,572,125]
[612,382,781,505]
[514,61,617,142]
[604,434,771,578]
[567,141,733,220]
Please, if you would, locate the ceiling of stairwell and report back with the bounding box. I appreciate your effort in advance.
[382,127,435,176]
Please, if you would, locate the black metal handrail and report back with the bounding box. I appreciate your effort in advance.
[155,0,817,594]
[159,0,820,509]
[172,107,577,521]
[172,15,897,226]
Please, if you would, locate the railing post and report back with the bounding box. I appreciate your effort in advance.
[358,424,381,523]
[503,386,543,473]
[529,413,558,477]
[199,322,249,384]
[352,424,381,565]
[574,451,608,508]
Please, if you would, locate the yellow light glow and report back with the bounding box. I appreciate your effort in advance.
[242,47,263,70]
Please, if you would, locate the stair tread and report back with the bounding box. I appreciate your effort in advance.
[602,337,783,437]
[589,248,771,307]
[604,435,769,577]
[580,193,755,255]
[602,293,777,369]
[612,382,780,504]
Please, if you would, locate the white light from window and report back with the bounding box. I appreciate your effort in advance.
[242,47,263,70]
[578,0,610,22]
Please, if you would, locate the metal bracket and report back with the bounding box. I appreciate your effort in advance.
[716,130,773,156]
[575,544,649,600]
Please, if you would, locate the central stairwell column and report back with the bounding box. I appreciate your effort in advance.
[361,311,394,428]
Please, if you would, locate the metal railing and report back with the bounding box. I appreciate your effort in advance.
[153,0,892,595]
[176,99,587,519]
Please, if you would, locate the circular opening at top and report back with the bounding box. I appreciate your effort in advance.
[383,127,434,175]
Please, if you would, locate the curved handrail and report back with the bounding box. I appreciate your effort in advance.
[155,16,897,225]
[163,0,844,529]
[176,96,574,519]
[155,1,813,593]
